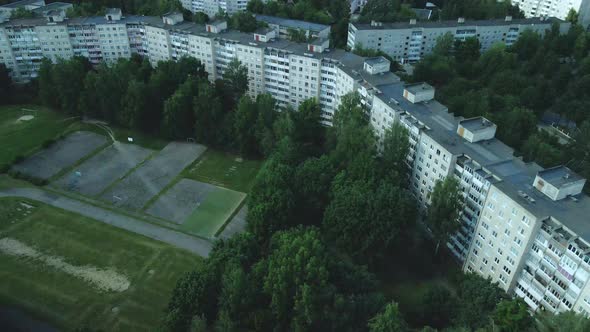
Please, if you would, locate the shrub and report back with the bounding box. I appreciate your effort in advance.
[42,138,56,148]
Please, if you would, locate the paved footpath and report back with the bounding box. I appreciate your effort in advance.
[0,188,212,257]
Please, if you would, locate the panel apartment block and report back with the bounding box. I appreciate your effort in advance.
[347,16,570,63]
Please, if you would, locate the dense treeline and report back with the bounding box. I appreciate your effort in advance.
[160,87,590,331]
[36,55,287,157]
[358,0,523,24]
[411,22,590,189]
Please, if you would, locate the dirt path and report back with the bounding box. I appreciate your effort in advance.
[0,188,212,257]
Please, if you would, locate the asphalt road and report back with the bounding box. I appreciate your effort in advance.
[0,188,212,257]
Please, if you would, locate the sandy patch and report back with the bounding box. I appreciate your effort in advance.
[16,115,35,122]
[0,238,130,292]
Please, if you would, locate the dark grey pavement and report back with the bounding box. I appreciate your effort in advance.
[12,131,107,180]
[0,188,212,257]
[101,142,206,210]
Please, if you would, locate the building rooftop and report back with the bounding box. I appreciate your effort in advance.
[31,2,72,14]
[352,16,564,30]
[105,8,122,15]
[255,14,330,32]
[538,166,585,188]
[405,82,434,94]
[0,0,44,9]
[364,56,389,66]
[459,117,496,132]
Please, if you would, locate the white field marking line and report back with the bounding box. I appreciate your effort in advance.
[0,238,130,292]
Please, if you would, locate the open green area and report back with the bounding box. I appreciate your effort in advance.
[183,149,263,192]
[0,105,74,169]
[0,197,201,331]
[181,188,246,238]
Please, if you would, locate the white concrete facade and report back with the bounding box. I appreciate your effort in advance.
[347,17,570,63]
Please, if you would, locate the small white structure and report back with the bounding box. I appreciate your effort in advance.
[46,9,65,23]
[162,11,183,25]
[403,82,434,104]
[205,20,227,34]
[457,117,497,143]
[307,38,329,53]
[534,166,586,201]
[363,56,390,75]
[105,8,122,21]
[253,28,276,42]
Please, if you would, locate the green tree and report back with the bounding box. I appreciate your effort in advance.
[292,98,325,154]
[493,298,532,332]
[427,177,463,255]
[121,79,149,129]
[53,57,91,115]
[230,11,259,32]
[193,81,225,146]
[223,59,248,102]
[247,156,297,243]
[368,302,408,332]
[419,285,457,329]
[38,59,59,109]
[323,179,416,263]
[535,310,590,332]
[161,77,199,139]
[494,107,537,149]
[10,8,36,19]
[330,93,377,181]
[379,122,410,184]
[234,95,260,156]
[454,273,506,330]
[253,93,278,157]
[261,227,331,331]
[293,155,335,224]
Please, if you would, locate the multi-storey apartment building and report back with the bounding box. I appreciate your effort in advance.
[0,8,588,317]
[347,16,570,63]
[365,63,590,316]
[511,0,590,26]
[180,0,249,17]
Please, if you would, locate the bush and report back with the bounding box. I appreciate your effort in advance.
[42,138,56,148]
[0,163,9,174]
[7,169,48,186]
[12,155,25,164]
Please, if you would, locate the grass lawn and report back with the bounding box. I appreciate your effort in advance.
[181,188,246,238]
[0,105,75,169]
[183,149,263,192]
[0,197,201,331]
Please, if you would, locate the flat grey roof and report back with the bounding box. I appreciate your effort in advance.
[105,8,122,15]
[538,166,585,188]
[31,2,72,14]
[0,0,44,9]
[405,82,434,94]
[364,56,389,66]
[255,14,329,32]
[459,117,496,132]
[352,16,564,30]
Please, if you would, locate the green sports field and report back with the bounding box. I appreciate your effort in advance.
[181,187,246,237]
[0,105,74,169]
[183,149,263,192]
[0,197,201,331]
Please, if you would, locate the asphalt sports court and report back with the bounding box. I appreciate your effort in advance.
[146,179,246,238]
[53,143,154,196]
[101,142,207,210]
[11,131,107,180]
